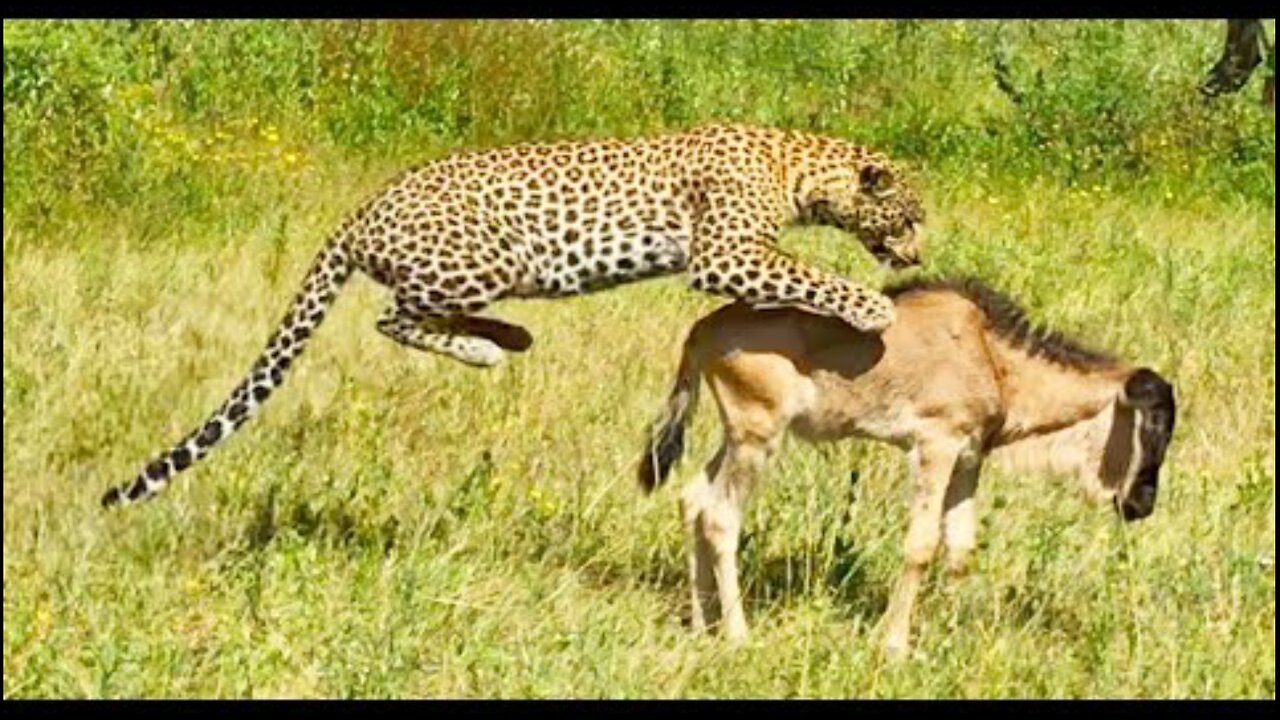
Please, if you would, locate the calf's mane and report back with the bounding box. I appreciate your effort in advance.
[882,276,1119,371]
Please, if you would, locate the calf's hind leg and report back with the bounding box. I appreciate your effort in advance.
[681,445,726,633]
[942,456,983,577]
[696,436,778,643]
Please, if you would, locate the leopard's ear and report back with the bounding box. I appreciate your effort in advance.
[859,164,896,198]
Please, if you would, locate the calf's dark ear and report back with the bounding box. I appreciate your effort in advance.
[1120,367,1174,411]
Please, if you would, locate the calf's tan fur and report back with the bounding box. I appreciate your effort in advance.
[639,277,1176,657]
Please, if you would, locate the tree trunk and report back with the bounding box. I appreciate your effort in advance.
[1264,41,1275,110]
[1200,19,1264,97]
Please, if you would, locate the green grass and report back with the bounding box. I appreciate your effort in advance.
[3,19,1275,698]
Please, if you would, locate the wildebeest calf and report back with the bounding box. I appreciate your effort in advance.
[639,277,1176,658]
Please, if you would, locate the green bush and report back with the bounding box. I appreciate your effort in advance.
[4,20,1274,243]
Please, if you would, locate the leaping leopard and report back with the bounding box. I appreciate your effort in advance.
[101,122,926,508]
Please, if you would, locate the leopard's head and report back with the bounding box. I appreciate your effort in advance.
[809,154,926,269]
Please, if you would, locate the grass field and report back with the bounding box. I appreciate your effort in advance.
[3,20,1275,698]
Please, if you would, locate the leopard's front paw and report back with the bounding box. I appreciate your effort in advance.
[840,291,896,333]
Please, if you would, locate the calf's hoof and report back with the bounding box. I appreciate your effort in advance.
[882,628,913,662]
[722,622,750,647]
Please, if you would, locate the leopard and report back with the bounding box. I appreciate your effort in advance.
[101,122,926,508]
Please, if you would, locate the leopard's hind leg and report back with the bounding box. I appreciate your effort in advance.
[376,284,534,368]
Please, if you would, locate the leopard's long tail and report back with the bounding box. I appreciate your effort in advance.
[101,230,356,508]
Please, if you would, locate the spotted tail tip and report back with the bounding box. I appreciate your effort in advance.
[101,479,144,509]
[101,485,125,509]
